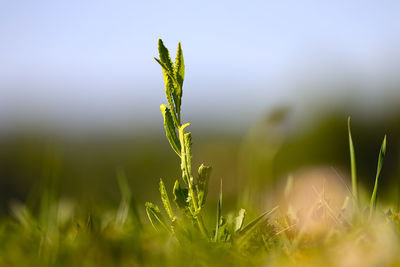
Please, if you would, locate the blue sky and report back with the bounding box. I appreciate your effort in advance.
[1,1,400,132]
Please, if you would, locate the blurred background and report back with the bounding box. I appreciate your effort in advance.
[1,1,400,214]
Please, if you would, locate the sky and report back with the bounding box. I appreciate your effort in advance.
[1,1,400,133]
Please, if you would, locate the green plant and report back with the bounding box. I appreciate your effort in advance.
[347,117,359,210]
[145,39,276,243]
[347,117,387,219]
[1,39,400,266]
[370,134,387,217]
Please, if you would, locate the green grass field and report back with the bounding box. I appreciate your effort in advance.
[1,40,400,267]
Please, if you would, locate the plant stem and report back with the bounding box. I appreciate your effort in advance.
[178,125,208,238]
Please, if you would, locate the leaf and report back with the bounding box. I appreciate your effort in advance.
[159,179,174,220]
[215,216,230,242]
[197,164,212,207]
[174,43,185,88]
[160,105,181,156]
[173,42,184,116]
[234,209,246,232]
[115,168,132,228]
[156,39,180,125]
[158,39,173,71]
[154,58,176,82]
[370,135,387,217]
[145,202,169,232]
[238,206,278,237]
[178,124,191,185]
[116,168,131,203]
[173,180,189,210]
[347,117,359,208]
[184,132,193,178]
[214,180,223,242]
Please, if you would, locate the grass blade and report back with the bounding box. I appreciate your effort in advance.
[115,168,132,228]
[347,117,359,209]
[238,206,279,236]
[214,180,222,242]
[235,206,278,247]
[370,135,387,217]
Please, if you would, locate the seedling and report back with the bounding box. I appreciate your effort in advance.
[348,117,359,210]
[146,39,277,242]
[370,135,387,217]
[347,117,387,219]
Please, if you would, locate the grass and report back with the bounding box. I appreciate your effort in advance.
[0,39,399,266]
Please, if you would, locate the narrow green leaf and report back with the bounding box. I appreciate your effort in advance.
[10,203,35,231]
[160,104,181,156]
[145,202,169,232]
[159,178,174,220]
[158,39,173,71]
[174,42,185,88]
[116,168,131,203]
[197,164,212,207]
[173,42,184,117]
[370,135,387,217]
[214,180,222,242]
[155,59,179,126]
[347,117,359,208]
[234,209,246,232]
[115,168,132,228]
[178,123,191,185]
[184,132,193,179]
[173,180,189,209]
[130,196,143,229]
[238,206,278,236]
[156,39,181,125]
[154,58,176,82]
[215,216,228,242]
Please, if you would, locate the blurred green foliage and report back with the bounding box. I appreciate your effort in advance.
[1,109,400,213]
[0,108,400,265]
